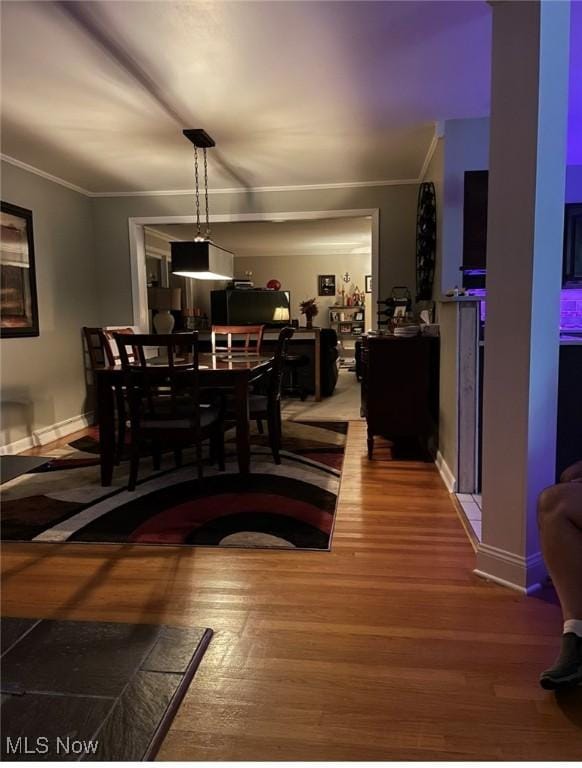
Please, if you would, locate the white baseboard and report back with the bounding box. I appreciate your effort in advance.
[475,542,547,594]
[0,412,94,456]
[435,450,456,492]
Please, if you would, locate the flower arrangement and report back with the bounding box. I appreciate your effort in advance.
[299,298,319,328]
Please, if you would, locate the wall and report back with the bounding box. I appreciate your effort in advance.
[232,253,372,328]
[441,117,490,294]
[422,137,444,301]
[566,164,582,202]
[440,122,581,292]
[423,136,456,479]
[563,165,582,329]
[435,302,458,484]
[0,161,99,449]
[91,184,419,325]
[428,119,581,488]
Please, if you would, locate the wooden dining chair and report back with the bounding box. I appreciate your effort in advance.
[82,326,131,464]
[211,324,267,432]
[211,325,265,355]
[114,332,225,490]
[82,327,109,371]
[101,326,136,366]
[248,326,294,464]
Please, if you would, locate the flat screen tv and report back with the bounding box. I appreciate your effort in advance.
[211,289,291,326]
[462,170,489,289]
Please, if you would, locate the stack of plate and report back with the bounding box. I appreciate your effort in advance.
[393,324,420,338]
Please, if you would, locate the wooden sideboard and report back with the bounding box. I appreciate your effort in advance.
[361,334,440,458]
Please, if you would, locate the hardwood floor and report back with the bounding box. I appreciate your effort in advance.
[2,421,581,760]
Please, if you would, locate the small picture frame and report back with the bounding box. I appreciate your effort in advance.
[339,322,352,334]
[318,274,336,296]
[354,310,364,321]
[365,275,372,294]
[394,305,407,318]
[330,310,339,322]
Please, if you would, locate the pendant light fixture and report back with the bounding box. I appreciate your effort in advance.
[171,129,234,281]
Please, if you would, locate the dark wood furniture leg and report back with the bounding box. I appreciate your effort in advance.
[314,328,322,402]
[128,439,140,492]
[234,373,251,474]
[97,373,116,486]
[267,402,281,465]
[367,427,374,459]
[114,386,126,464]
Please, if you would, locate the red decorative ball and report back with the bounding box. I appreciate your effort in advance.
[266,279,281,290]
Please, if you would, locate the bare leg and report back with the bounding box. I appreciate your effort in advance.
[538,482,582,620]
[560,460,582,483]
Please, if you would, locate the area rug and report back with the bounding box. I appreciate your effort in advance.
[1,420,347,550]
[1,616,212,761]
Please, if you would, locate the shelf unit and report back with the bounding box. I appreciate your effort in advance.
[329,305,365,364]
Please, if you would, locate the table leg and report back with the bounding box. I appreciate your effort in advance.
[234,374,251,474]
[97,374,115,486]
[314,328,322,401]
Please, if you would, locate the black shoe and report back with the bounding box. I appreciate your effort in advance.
[540,632,582,690]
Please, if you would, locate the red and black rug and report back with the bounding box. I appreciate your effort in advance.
[1,420,347,551]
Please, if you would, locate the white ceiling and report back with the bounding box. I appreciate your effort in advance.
[150,216,372,258]
[1,1,580,194]
[0,0,493,194]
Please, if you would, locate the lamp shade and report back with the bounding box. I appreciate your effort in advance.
[171,240,233,281]
[147,286,182,311]
[272,306,290,321]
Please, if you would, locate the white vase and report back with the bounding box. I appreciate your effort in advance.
[153,309,175,334]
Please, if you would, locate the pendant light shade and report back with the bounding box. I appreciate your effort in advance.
[171,129,234,281]
[171,240,233,281]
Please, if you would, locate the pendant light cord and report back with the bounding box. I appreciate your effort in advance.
[193,146,201,239]
[192,141,211,240]
[203,147,211,238]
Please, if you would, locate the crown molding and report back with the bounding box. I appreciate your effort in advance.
[89,177,420,198]
[1,152,430,199]
[0,153,92,197]
[418,125,440,181]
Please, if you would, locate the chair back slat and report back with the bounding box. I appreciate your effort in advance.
[211,324,265,354]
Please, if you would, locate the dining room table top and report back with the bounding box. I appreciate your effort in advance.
[95,351,274,374]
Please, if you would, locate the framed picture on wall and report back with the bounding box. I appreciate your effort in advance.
[365,274,372,294]
[318,274,336,296]
[0,202,39,338]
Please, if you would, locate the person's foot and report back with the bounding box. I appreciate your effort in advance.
[540,633,582,690]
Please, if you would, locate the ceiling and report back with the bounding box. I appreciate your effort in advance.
[149,216,372,259]
[0,1,580,194]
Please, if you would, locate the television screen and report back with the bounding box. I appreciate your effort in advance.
[211,290,291,325]
[463,170,489,269]
[462,170,489,290]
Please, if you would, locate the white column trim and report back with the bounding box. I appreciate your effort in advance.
[435,450,456,492]
[475,542,547,594]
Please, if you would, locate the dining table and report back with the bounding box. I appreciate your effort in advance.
[94,351,274,486]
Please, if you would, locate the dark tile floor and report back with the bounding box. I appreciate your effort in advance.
[0,617,212,761]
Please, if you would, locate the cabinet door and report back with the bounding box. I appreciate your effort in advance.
[563,204,582,286]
